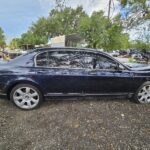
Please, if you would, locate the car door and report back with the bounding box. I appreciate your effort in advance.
[83,53,136,94]
[35,50,88,96]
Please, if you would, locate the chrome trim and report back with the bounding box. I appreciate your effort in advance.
[45,92,133,97]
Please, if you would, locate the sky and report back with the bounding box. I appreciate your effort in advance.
[0,0,121,43]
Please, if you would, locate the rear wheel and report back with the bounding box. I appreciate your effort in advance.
[134,82,150,104]
[10,84,43,110]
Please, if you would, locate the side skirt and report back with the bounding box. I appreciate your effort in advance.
[45,93,134,98]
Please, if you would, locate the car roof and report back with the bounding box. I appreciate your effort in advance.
[33,47,103,54]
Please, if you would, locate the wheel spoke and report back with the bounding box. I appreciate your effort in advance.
[31,98,38,103]
[27,101,32,107]
[20,100,26,106]
[142,86,148,92]
[26,87,30,94]
[31,92,38,97]
[16,89,24,95]
[138,92,145,96]
[14,96,23,100]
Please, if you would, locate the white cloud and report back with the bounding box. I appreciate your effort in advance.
[38,0,120,17]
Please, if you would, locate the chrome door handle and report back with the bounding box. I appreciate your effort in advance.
[89,71,97,75]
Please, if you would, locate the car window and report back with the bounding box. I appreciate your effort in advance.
[96,55,118,70]
[48,51,70,68]
[36,52,48,67]
[47,51,96,69]
[36,50,119,71]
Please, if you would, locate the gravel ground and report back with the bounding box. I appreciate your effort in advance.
[0,97,150,150]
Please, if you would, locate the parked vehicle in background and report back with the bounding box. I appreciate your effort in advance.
[109,50,120,57]
[0,47,150,110]
[124,62,149,68]
[119,50,128,57]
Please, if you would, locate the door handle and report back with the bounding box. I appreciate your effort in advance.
[89,71,97,75]
[62,72,68,75]
[37,71,44,74]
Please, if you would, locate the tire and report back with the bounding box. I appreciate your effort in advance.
[10,84,43,110]
[134,82,150,104]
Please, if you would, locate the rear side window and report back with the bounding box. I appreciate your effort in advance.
[36,52,48,67]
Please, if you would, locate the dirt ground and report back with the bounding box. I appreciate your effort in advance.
[0,97,150,150]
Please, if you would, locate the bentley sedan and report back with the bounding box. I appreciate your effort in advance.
[0,47,150,110]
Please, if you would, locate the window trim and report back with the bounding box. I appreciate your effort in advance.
[34,49,128,71]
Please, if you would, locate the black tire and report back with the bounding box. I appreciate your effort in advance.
[10,84,43,110]
[134,81,150,104]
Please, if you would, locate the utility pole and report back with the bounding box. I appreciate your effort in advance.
[108,0,112,20]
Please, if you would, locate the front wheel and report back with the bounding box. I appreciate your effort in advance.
[10,84,43,110]
[134,82,150,104]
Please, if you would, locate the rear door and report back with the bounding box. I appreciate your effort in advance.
[35,50,87,95]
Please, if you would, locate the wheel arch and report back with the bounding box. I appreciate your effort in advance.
[6,80,44,100]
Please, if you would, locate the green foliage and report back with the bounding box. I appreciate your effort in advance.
[79,11,129,51]
[15,4,148,51]
[130,40,150,49]
[9,38,21,50]
[20,31,48,45]
[119,0,150,27]
[47,6,87,35]
[0,27,6,49]
[17,6,87,46]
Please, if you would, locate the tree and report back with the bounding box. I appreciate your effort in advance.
[17,5,132,51]
[118,0,150,28]
[18,6,87,46]
[130,40,150,49]
[20,31,48,46]
[79,11,129,51]
[0,27,6,49]
[54,0,66,11]
[9,38,21,50]
[47,6,87,36]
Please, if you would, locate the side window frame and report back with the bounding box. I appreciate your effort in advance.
[94,53,120,71]
[35,50,126,71]
[35,51,49,67]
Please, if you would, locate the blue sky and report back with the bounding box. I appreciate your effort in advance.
[0,0,54,42]
[0,0,120,43]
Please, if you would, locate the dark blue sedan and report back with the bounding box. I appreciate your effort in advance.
[0,47,150,110]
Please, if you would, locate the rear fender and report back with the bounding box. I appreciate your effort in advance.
[5,77,44,98]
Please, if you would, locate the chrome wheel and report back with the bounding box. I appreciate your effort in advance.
[137,85,150,104]
[13,87,40,109]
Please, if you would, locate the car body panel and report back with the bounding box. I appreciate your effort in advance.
[0,47,150,99]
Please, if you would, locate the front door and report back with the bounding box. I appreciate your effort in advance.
[81,53,135,94]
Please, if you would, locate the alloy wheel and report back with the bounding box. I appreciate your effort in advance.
[13,87,40,109]
[137,85,150,104]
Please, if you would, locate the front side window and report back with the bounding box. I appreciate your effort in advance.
[96,55,118,70]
